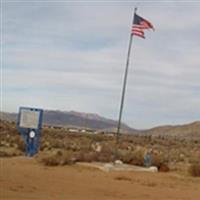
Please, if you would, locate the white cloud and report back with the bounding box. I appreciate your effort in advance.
[2,2,200,128]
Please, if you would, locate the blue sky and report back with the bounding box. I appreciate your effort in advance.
[1,0,200,129]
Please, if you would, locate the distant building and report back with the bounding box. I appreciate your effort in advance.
[68,128,79,133]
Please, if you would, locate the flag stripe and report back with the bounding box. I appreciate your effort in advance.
[132,30,144,36]
[140,21,154,30]
[132,32,145,38]
[132,26,145,38]
[132,27,144,34]
[132,24,149,29]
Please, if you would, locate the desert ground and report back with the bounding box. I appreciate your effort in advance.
[1,120,200,199]
[1,156,200,200]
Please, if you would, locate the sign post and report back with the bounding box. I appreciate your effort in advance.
[17,107,43,156]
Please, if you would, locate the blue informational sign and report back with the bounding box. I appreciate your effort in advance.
[17,107,43,156]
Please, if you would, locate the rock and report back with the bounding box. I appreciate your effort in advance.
[148,166,158,172]
[114,160,123,165]
[91,142,102,153]
[159,164,170,172]
[127,146,132,151]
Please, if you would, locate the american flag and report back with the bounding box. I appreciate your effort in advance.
[132,13,154,39]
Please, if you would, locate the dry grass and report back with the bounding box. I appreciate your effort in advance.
[0,147,22,157]
[0,120,25,156]
[1,120,200,171]
[36,150,77,166]
[188,164,200,177]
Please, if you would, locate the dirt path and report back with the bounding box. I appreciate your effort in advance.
[1,157,200,200]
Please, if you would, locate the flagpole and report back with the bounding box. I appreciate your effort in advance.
[114,8,137,161]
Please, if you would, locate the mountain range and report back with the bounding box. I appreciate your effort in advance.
[0,110,200,139]
[0,110,134,132]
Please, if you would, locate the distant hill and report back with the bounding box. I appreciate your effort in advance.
[0,110,134,132]
[143,121,200,140]
[1,111,199,138]
[0,112,17,122]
